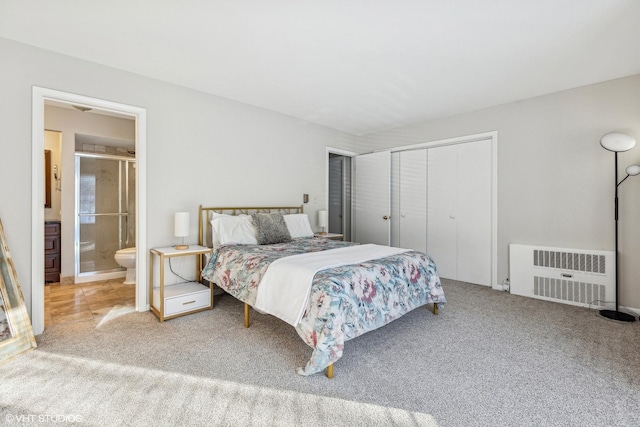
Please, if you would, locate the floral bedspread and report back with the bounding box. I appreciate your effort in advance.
[201,237,446,375]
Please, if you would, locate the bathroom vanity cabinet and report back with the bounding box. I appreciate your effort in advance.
[149,245,212,322]
[44,221,61,283]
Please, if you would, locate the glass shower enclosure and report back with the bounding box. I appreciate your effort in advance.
[75,153,136,281]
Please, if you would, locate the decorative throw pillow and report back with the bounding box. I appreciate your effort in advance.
[251,213,292,245]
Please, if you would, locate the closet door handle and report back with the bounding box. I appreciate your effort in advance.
[450,215,455,219]
[383,215,390,220]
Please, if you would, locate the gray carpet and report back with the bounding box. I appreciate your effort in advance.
[1,280,639,426]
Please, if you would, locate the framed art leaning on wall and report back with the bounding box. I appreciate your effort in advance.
[0,218,37,362]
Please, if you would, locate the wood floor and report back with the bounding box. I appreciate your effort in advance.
[45,279,136,327]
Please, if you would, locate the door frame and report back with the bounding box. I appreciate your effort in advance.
[389,131,499,290]
[31,87,147,335]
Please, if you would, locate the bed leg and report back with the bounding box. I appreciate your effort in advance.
[244,303,250,328]
[326,364,334,379]
[432,303,439,315]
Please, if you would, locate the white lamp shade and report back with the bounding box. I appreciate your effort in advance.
[318,210,328,228]
[174,212,190,237]
[626,164,640,176]
[600,132,636,152]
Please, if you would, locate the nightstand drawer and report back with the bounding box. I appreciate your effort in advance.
[153,282,210,317]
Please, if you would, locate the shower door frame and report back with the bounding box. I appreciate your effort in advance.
[74,152,136,282]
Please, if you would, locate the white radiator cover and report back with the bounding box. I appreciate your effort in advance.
[509,244,614,309]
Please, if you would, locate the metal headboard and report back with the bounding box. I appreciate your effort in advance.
[198,205,304,247]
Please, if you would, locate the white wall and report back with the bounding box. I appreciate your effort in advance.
[44,106,136,279]
[0,37,360,317]
[361,74,640,310]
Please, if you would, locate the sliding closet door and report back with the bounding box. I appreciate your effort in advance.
[398,150,427,252]
[457,139,492,285]
[427,145,458,279]
[391,153,400,248]
[353,151,391,245]
[427,140,491,286]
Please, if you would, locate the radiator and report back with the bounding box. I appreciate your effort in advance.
[509,243,615,309]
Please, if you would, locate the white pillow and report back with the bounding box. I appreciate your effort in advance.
[208,212,229,245]
[283,214,314,238]
[211,215,258,245]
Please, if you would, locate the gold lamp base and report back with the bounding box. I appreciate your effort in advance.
[174,244,189,250]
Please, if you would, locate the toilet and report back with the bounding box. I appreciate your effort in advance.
[114,247,136,285]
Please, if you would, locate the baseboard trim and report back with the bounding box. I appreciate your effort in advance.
[60,276,74,286]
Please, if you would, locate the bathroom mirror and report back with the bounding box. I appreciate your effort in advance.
[44,150,52,208]
[0,218,37,361]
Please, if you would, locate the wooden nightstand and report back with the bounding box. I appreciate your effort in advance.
[149,245,213,322]
[314,233,344,241]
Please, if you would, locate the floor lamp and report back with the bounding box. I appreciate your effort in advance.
[599,132,640,322]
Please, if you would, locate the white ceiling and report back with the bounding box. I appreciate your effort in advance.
[2,1,640,136]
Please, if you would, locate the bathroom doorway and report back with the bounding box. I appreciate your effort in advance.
[31,87,148,335]
[75,152,136,282]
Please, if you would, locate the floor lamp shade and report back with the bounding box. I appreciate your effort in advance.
[600,132,636,152]
[174,212,190,250]
[626,164,640,176]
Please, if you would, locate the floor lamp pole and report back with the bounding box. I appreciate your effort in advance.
[599,151,636,322]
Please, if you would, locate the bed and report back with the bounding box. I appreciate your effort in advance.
[198,205,446,378]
